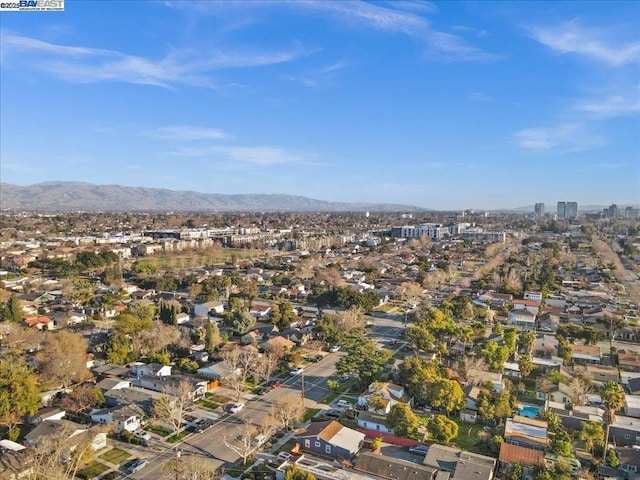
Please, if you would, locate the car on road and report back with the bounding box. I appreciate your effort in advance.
[277,452,294,461]
[388,339,398,346]
[336,400,352,409]
[308,354,323,362]
[270,380,282,389]
[194,418,214,432]
[229,402,245,413]
[133,429,151,443]
[409,444,429,455]
[329,345,341,353]
[290,367,304,376]
[125,458,149,474]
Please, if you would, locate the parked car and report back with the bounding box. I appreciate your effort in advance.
[290,367,304,376]
[229,403,245,413]
[323,409,342,419]
[336,400,352,409]
[125,458,149,474]
[133,430,151,443]
[270,380,282,389]
[277,452,294,461]
[329,345,341,353]
[409,444,429,455]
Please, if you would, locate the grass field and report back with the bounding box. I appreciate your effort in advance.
[99,447,130,464]
[145,424,172,437]
[303,408,321,422]
[77,461,110,479]
[168,432,187,443]
[144,248,265,271]
[197,399,220,410]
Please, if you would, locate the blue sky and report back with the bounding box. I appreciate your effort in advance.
[1,0,639,210]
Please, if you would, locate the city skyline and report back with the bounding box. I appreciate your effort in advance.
[1,1,639,210]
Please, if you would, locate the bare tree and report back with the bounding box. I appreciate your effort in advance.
[60,383,104,413]
[152,380,194,434]
[223,420,260,465]
[133,321,181,357]
[458,356,489,383]
[269,392,305,431]
[161,453,225,480]
[569,376,593,407]
[35,330,91,388]
[251,350,282,384]
[222,347,258,401]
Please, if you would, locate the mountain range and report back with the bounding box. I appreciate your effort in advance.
[0,182,424,212]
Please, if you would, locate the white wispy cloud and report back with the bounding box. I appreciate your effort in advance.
[167,145,305,166]
[148,126,231,141]
[595,162,627,169]
[528,19,640,66]
[574,94,640,117]
[1,32,313,88]
[469,92,493,102]
[513,123,605,152]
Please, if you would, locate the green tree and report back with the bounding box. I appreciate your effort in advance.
[428,378,464,415]
[427,414,458,444]
[7,293,24,323]
[519,330,536,355]
[205,321,222,354]
[503,328,518,356]
[336,337,391,387]
[106,332,135,364]
[579,421,604,454]
[404,324,436,352]
[601,381,626,461]
[386,403,419,437]
[284,465,317,480]
[518,354,535,379]
[505,463,523,480]
[396,357,440,403]
[0,355,40,430]
[597,315,627,351]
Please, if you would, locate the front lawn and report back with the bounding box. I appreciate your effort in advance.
[197,399,220,410]
[168,432,188,443]
[99,447,131,464]
[420,416,485,452]
[145,424,173,437]
[206,393,232,404]
[303,408,320,422]
[276,439,297,454]
[76,461,110,479]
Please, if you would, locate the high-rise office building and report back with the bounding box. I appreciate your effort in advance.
[607,204,619,218]
[534,203,545,218]
[557,202,566,219]
[557,201,578,220]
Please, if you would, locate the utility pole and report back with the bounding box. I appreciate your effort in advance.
[174,447,181,480]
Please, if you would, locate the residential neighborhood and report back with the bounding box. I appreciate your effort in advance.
[0,210,639,480]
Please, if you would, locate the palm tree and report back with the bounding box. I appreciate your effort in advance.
[520,330,536,355]
[600,381,626,461]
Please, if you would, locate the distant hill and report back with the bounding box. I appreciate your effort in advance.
[0,182,424,212]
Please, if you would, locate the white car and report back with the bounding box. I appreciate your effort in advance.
[290,367,304,376]
[336,400,352,409]
[277,452,294,461]
[229,402,245,413]
[125,458,149,474]
[329,345,341,353]
[133,430,151,442]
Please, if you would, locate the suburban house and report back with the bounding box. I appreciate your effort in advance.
[261,336,295,353]
[28,407,66,425]
[96,378,131,392]
[89,404,143,433]
[504,416,549,451]
[610,415,640,447]
[508,308,536,331]
[249,304,271,319]
[498,442,544,479]
[618,350,640,372]
[423,444,497,480]
[579,364,619,384]
[536,382,573,405]
[355,451,437,480]
[134,374,208,399]
[130,362,172,378]
[533,334,559,356]
[24,419,107,452]
[196,361,228,381]
[23,315,54,330]
[296,420,365,460]
[193,300,224,317]
[356,411,392,434]
[466,369,505,393]
[357,382,409,414]
[624,395,640,418]
[103,385,162,414]
[616,447,640,475]
[569,344,602,365]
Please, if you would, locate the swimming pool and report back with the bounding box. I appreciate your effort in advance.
[518,404,541,419]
